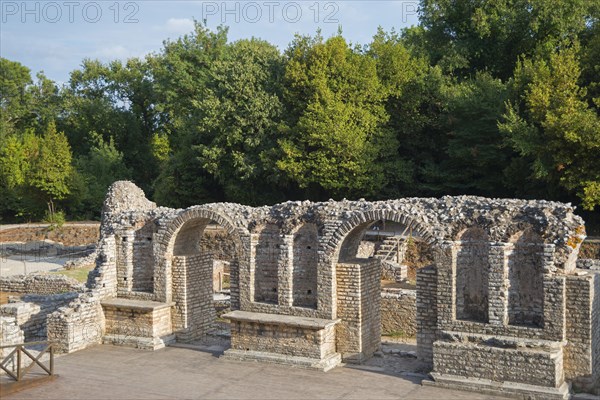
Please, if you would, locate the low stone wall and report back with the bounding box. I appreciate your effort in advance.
[0,274,84,295]
[101,298,174,350]
[0,316,24,375]
[577,258,600,271]
[432,339,564,388]
[47,293,105,353]
[0,292,79,341]
[381,288,416,337]
[381,262,407,282]
[224,310,341,371]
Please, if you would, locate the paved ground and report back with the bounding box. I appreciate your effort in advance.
[0,255,70,276]
[3,344,505,400]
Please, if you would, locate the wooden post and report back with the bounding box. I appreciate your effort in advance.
[16,346,21,381]
[50,344,54,376]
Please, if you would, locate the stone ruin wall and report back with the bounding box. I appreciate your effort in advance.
[1,180,599,397]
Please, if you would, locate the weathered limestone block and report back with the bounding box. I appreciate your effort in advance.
[0,316,24,375]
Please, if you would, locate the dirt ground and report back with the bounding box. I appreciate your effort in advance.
[0,292,21,305]
[0,223,100,246]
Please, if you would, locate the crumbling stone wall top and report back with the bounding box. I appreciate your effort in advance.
[102,181,157,215]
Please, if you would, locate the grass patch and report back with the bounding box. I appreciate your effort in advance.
[383,330,414,340]
[49,266,93,283]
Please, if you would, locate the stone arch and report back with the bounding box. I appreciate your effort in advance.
[328,208,436,263]
[160,206,243,259]
[329,208,436,362]
[455,227,490,323]
[507,229,544,327]
[291,222,319,308]
[154,206,246,333]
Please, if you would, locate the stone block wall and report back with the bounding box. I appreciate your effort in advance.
[172,253,215,342]
[82,181,598,397]
[101,299,173,349]
[455,229,489,323]
[565,273,595,387]
[336,259,381,363]
[416,265,437,365]
[0,316,24,375]
[229,319,336,359]
[1,293,78,341]
[433,340,564,388]
[380,288,416,337]
[507,232,545,327]
[0,274,84,295]
[103,304,171,340]
[46,294,105,353]
[578,259,600,271]
[87,234,118,299]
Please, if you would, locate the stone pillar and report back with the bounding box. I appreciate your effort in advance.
[240,234,254,310]
[416,264,437,366]
[172,253,215,342]
[335,259,381,363]
[488,243,509,325]
[278,234,293,307]
[116,228,135,296]
[435,241,457,326]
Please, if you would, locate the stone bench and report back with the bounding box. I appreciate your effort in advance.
[222,310,342,371]
[101,298,176,350]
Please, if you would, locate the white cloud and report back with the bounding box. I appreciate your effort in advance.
[93,45,135,59]
[165,17,195,34]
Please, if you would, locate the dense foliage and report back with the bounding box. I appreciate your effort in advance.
[1,1,599,230]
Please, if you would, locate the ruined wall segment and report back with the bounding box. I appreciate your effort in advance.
[38,181,597,397]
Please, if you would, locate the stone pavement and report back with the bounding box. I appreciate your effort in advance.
[3,344,506,400]
[0,255,69,276]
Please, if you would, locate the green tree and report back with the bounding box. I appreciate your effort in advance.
[368,29,447,197]
[418,0,594,79]
[73,134,131,217]
[28,121,74,202]
[193,39,286,204]
[0,58,32,138]
[442,72,511,195]
[62,57,161,193]
[278,34,394,199]
[152,23,229,206]
[500,44,600,209]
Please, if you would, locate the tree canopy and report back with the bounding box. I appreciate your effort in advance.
[1,4,599,230]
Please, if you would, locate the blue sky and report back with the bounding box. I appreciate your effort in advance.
[1,1,420,83]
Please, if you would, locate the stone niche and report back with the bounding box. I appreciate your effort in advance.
[424,231,572,400]
[253,224,282,305]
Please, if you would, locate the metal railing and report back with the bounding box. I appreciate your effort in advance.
[0,341,54,382]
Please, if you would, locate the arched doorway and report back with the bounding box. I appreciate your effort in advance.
[331,213,434,368]
[156,208,244,344]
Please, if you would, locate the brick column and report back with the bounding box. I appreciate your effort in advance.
[278,235,293,307]
[116,228,135,295]
[488,243,509,325]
